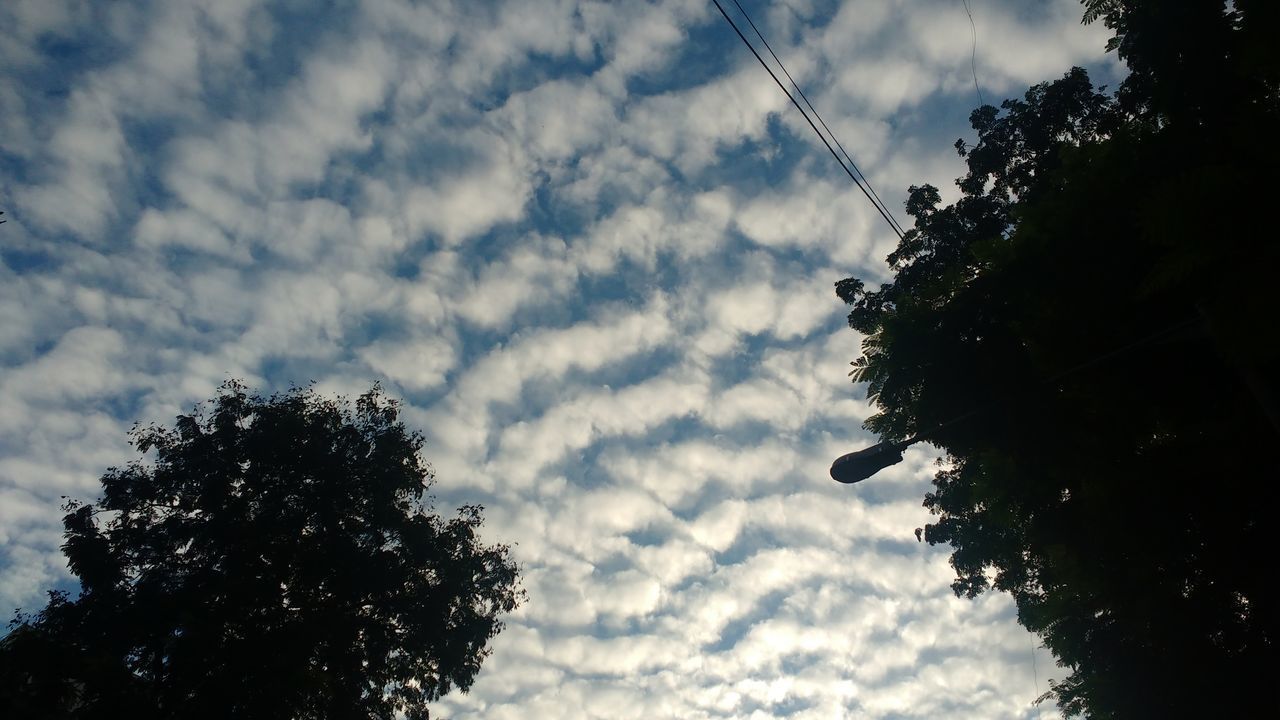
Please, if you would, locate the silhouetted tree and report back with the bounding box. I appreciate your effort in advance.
[1,382,523,720]
[838,2,1278,717]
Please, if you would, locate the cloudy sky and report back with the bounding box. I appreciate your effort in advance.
[0,0,1123,717]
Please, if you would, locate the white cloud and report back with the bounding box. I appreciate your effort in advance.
[624,63,787,173]
[360,335,457,392]
[17,85,128,238]
[401,141,533,247]
[1,326,130,404]
[497,80,619,162]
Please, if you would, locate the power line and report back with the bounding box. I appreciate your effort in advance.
[715,0,903,240]
[710,0,905,241]
[1029,629,1043,719]
[727,0,907,238]
[961,0,985,107]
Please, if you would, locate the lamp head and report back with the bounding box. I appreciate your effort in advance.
[830,441,905,484]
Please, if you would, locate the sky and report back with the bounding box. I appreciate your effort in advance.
[0,1,1124,717]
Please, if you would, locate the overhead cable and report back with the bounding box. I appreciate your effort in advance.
[961,0,985,107]
[728,0,907,238]
[711,0,905,241]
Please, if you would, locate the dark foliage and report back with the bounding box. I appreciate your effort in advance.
[838,2,1279,717]
[1,382,523,720]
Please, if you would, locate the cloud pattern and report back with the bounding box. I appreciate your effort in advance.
[0,1,1122,717]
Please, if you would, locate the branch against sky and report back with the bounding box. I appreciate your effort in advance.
[2,383,523,719]
[839,2,1280,716]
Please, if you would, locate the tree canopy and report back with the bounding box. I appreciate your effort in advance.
[838,1,1279,717]
[1,382,523,720]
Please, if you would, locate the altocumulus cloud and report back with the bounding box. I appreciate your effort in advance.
[0,0,1122,717]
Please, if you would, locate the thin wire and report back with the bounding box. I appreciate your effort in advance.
[1029,630,1043,717]
[726,0,905,238]
[961,0,986,107]
[728,0,907,238]
[710,0,905,241]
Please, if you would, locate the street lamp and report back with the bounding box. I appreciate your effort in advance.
[829,439,913,484]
